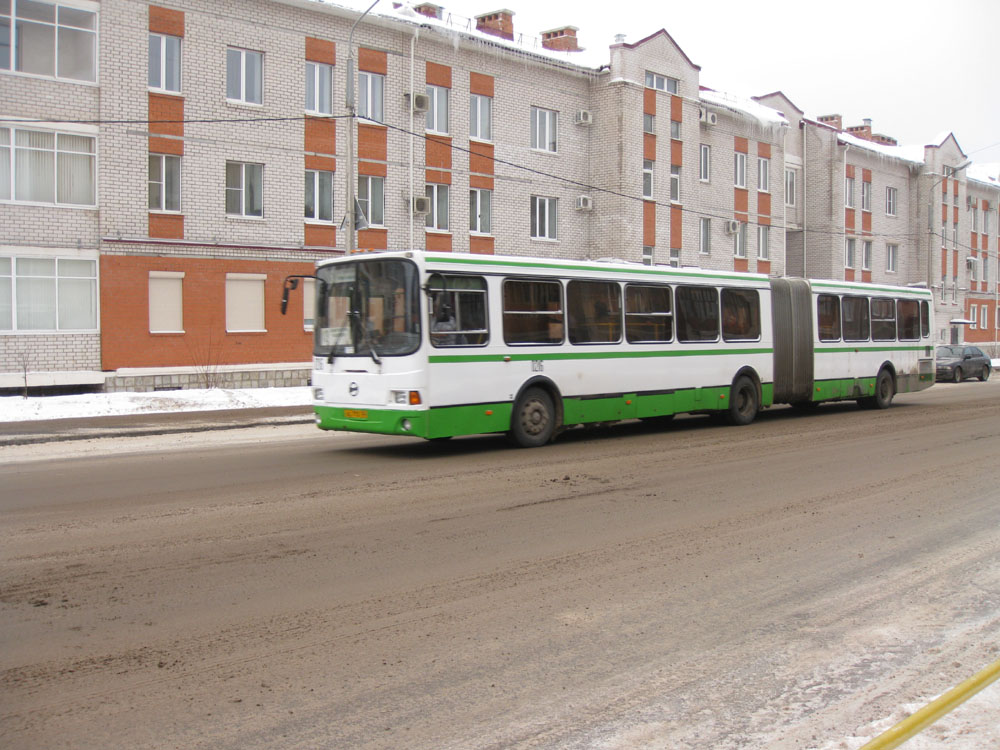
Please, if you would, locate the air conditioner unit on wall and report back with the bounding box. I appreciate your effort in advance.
[411,195,431,214]
[699,108,717,125]
[406,92,430,113]
[724,220,740,235]
[574,110,593,126]
[575,195,593,211]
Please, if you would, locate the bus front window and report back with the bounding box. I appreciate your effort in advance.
[315,259,420,360]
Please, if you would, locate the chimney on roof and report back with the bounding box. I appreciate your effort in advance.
[846,121,873,140]
[414,3,442,19]
[476,9,515,41]
[613,33,626,44]
[818,114,843,130]
[872,134,898,146]
[541,26,581,52]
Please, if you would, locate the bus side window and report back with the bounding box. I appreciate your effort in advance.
[625,284,672,343]
[920,300,930,338]
[430,275,489,348]
[896,299,920,341]
[817,294,841,341]
[676,285,719,343]
[842,295,870,342]
[502,279,564,345]
[721,288,760,342]
[567,280,622,344]
[871,297,896,341]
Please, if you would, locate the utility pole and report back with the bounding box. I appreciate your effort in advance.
[345,1,379,254]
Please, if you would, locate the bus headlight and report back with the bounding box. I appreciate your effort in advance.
[391,390,422,405]
[391,390,408,404]
[312,387,324,401]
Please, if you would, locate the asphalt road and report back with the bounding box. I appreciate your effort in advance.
[1,381,998,749]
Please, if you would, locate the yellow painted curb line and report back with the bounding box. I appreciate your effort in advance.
[859,656,1000,750]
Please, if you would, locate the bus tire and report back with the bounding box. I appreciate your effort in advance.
[871,368,895,409]
[510,388,556,448]
[727,376,759,426]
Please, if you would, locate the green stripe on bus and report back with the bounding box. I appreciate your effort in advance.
[429,347,773,364]
[815,345,929,354]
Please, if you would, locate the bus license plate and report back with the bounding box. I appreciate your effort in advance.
[344,409,368,419]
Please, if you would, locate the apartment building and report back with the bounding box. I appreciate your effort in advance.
[2,0,996,392]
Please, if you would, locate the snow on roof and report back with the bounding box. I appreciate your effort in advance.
[837,131,925,166]
[968,163,1000,187]
[699,88,788,128]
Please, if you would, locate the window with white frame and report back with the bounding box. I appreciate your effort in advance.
[886,243,898,273]
[226,47,262,104]
[642,159,653,199]
[983,254,989,285]
[969,304,977,329]
[733,222,747,258]
[530,195,557,240]
[148,271,183,333]
[886,186,897,216]
[358,71,384,122]
[670,165,680,203]
[845,175,855,208]
[643,113,655,134]
[700,144,710,182]
[304,169,334,222]
[757,157,769,192]
[644,71,678,94]
[670,120,681,139]
[1,0,97,82]
[972,205,979,232]
[149,33,181,92]
[785,168,796,207]
[757,225,770,260]
[971,256,978,282]
[425,183,449,231]
[669,247,680,267]
[426,84,449,134]
[469,188,491,234]
[845,238,856,268]
[149,154,180,212]
[470,93,492,141]
[530,106,558,153]
[2,256,97,331]
[982,305,988,332]
[734,152,746,188]
[357,175,384,226]
[225,272,266,332]
[305,61,332,115]
[699,217,710,255]
[984,208,991,234]
[225,161,263,217]
[860,180,871,211]
[0,127,96,205]
[641,246,653,266]
[862,240,872,271]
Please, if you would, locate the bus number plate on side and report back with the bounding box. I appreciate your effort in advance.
[344,409,368,419]
[531,360,544,372]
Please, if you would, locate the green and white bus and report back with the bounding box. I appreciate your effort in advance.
[282,251,935,447]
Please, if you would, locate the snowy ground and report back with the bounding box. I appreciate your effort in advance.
[0,386,312,422]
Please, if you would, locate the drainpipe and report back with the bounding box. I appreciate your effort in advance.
[410,29,417,251]
[801,120,807,277]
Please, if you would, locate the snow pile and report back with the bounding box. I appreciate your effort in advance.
[0,387,312,423]
[699,88,789,128]
[837,131,925,165]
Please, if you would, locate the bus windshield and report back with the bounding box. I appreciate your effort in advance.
[314,258,420,359]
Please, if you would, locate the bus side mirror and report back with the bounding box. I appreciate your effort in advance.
[280,277,300,315]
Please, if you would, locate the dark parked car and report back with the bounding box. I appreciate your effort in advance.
[935,345,992,382]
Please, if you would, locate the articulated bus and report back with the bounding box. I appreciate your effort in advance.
[282,251,935,447]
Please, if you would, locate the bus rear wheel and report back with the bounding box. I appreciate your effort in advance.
[727,376,759,426]
[510,388,556,448]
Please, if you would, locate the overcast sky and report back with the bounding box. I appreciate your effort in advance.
[429,0,999,167]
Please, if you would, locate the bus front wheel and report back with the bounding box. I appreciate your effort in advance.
[727,376,759,426]
[860,368,895,410]
[510,388,556,448]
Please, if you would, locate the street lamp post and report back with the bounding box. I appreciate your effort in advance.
[345,1,379,254]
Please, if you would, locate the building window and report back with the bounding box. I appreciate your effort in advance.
[785,168,796,207]
[670,120,681,139]
[670,165,680,203]
[641,246,653,266]
[1,0,97,82]
[2,256,97,331]
[757,225,769,260]
[469,188,491,234]
[845,238,856,269]
[734,152,746,188]
[700,144,710,182]
[733,222,747,258]
[845,175,855,208]
[148,271,184,333]
[757,157,769,192]
[357,175,384,226]
[0,127,96,206]
[225,161,263,217]
[642,159,653,199]
[226,48,262,104]
[643,113,655,134]
[886,243,898,273]
[969,304,977,329]
[305,61,333,115]
[982,305,989,332]
[669,248,681,267]
[862,181,872,211]
[862,240,872,271]
[149,154,180,212]
[149,33,181,92]
[530,195,557,240]
[425,183,449,231]
[983,255,989,285]
[886,186,897,216]
[358,71,384,122]
[426,84,449,135]
[225,273,266,332]
[972,206,979,233]
[699,217,710,255]
[530,106,558,153]
[984,209,990,234]
[970,256,978,282]
[644,71,678,94]
[470,93,492,141]
[304,169,334,222]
